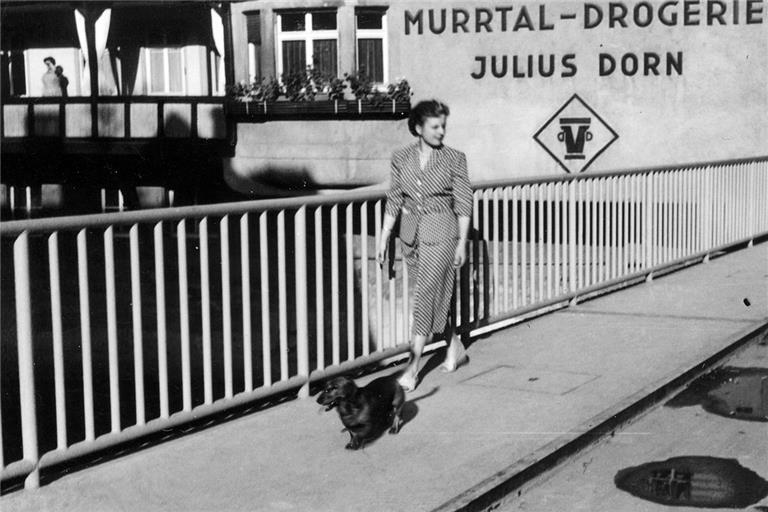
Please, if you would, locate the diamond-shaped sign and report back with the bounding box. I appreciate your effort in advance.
[534,94,618,174]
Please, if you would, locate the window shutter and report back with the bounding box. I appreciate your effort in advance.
[246,12,261,44]
[312,39,337,78]
[357,39,383,82]
[282,40,306,76]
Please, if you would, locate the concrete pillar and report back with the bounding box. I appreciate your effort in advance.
[338,5,356,76]
[261,10,276,80]
[230,4,249,85]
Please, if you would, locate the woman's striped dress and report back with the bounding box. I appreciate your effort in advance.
[385,142,473,337]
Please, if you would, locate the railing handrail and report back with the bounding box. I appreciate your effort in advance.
[0,189,388,236]
[472,155,768,190]
[1,96,226,105]
[2,156,766,236]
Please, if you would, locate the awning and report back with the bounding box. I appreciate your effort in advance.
[106,4,215,49]
[1,4,80,50]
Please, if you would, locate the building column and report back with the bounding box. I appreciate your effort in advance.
[222,3,236,89]
[338,5,356,76]
[261,10,276,81]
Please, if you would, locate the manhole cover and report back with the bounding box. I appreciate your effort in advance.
[461,365,598,395]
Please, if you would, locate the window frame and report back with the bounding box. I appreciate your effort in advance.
[275,9,339,80]
[355,8,388,87]
[144,47,187,96]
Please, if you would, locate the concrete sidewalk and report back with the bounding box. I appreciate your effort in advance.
[3,244,767,512]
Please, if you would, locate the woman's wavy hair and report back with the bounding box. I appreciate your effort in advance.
[408,99,450,137]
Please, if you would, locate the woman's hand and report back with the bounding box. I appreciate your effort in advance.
[377,229,391,266]
[453,241,467,268]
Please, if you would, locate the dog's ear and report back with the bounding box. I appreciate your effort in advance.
[331,376,348,385]
[339,379,357,397]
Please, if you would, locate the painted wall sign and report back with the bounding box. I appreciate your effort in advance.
[534,94,619,173]
[404,2,764,79]
[389,0,767,180]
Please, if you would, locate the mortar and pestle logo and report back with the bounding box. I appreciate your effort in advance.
[557,117,593,160]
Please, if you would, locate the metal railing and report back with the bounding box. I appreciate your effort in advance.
[1,157,766,489]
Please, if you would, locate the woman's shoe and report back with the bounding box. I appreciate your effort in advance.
[439,354,469,373]
[397,371,418,392]
[439,340,469,373]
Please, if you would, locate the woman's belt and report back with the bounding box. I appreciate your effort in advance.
[402,195,454,214]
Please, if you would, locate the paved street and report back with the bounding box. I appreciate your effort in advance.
[507,335,768,511]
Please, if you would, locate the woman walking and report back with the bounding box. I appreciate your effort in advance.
[376,99,473,392]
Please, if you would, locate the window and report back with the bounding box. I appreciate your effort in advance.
[145,48,185,95]
[245,11,262,83]
[276,10,338,80]
[356,8,388,84]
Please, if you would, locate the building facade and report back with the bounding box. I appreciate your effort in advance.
[226,0,767,194]
[2,1,766,202]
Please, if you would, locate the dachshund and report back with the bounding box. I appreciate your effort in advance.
[316,375,405,450]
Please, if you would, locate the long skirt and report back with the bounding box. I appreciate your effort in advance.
[402,238,456,337]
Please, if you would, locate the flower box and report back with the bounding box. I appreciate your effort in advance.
[225,98,409,122]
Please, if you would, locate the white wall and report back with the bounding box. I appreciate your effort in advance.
[388,0,768,180]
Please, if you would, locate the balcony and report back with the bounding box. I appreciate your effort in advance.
[1,96,233,155]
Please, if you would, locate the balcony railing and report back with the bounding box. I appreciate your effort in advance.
[1,157,766,490]
[1,96,230,145]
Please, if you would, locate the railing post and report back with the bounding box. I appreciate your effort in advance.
[259,212,272,386]
[374,201,383,351]
[503,187,510,309]
[295,206,310,397]
[331,205,340,362]
[221,215,233,399]
[154,221,169,418]
[703,166,713,261]
[130,224,145,425]
[240,213,253,392]
[748,163,756,245]
[49,232,67,450]
[77,229,95,441]
[277,210,288,380]
[14,231,40,489]
[199,217,213,404]
[568,180,577,293]
[346,203,355,360]
[361,202,370,356]
[104,226,121,433]
[315,206,326,366]
[177,220,192,411]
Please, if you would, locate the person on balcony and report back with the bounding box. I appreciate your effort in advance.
[55,65,69,97]
[42,56,61,97]
[376,99,473,392]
